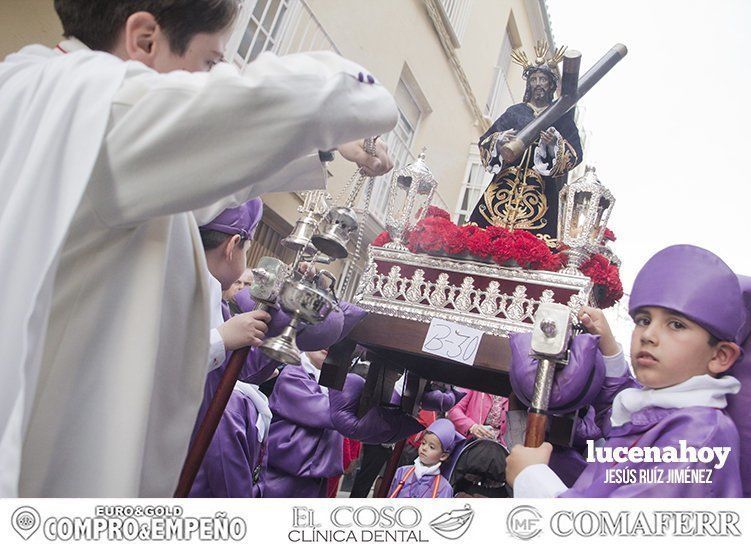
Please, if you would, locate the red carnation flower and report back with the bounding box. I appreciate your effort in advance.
[581,254,624,308]
[372,231,391,247]
[417,205,451,221]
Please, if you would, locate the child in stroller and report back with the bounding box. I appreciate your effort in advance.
[442,437,510,498]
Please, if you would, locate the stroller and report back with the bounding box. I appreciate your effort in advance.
[441,438,510,498]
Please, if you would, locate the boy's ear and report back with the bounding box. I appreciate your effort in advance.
[123,12,160,65]
[440,452,450,462]
[708,341,741,374]
[222,235,243,261]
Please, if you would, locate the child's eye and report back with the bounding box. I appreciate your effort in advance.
[669,320,686,330]
[634,316,650,326]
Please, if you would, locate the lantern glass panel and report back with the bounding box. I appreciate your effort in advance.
[570,191,593,240]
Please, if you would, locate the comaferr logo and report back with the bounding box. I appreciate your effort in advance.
[550,510,742,537]
[506,505,543,540]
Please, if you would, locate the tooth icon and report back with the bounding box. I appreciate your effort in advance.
[11,507,41,541]
[429,504,475,540]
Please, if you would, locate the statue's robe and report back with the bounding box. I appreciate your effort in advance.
[468,103,583,246]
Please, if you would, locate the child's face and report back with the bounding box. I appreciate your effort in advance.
[418,432,449,467]
[630,306,724,389]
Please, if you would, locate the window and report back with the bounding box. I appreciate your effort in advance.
[485,14,521,120]
[226,0,291,66]
[454,146,493,225]
[226,0,338,68]
[369,70,429,223]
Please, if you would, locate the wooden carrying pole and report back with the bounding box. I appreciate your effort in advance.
[501,44,628,163]
[174,346,250,497]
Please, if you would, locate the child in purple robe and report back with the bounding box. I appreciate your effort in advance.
[259,349,348,498]
[507,245,748,498]
[388,419,457,498]
[189,201,356,497]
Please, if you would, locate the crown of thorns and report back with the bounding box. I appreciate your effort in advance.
[511,40,567,78]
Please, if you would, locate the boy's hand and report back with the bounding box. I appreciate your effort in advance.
[217,310,271,351]
[506,442,553,487]
[337,139,393,177]
[577,306,620,356]
[469,424,496,440]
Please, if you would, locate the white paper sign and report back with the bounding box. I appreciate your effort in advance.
[421,318,484,365]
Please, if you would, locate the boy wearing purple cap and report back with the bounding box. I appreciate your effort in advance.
[188,199,279,498]
[507,245,746,498]
[388,419,457,498]
[199,199,271,370]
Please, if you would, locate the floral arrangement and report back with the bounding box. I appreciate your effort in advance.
[371,206,623,308]
[580,253,624,308]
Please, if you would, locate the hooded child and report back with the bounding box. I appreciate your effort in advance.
[508,245,747,498]
[388,419,459,498]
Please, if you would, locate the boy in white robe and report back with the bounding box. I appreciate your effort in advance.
[0,0,397,497]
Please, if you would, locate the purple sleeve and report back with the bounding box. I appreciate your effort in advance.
[238,347,278,385]
[199,401,257,498]
[391,386,466,413]
[329,374,424,443]
[270,366,335,430]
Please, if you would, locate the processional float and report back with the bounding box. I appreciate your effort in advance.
[175,43,627,498]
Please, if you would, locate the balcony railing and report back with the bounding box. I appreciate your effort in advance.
[436,0,472,47]
[273,0,341,56]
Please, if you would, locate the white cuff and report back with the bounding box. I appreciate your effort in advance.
[513,464,568,498]
[208,328,226,372]
[603,347,629,378]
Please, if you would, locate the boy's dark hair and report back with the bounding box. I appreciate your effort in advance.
[200,229,232,251]
[54,1,239,54]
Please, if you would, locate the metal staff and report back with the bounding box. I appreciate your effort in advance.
[524,303,573,447]
[501,43,628,163]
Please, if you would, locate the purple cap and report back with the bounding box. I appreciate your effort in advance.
[426,419,461,453]
[628,245,744,341]
[200,198,263,239]
[727,275,751,497]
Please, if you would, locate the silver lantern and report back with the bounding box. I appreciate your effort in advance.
[558,165,615,274]
[311,206,359,259]
[384,150,437,251]
[259,270,339,365]
[248,256,286,312]
[281,190,329,252]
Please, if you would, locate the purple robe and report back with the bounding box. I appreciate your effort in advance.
[388,465,453,498]
[259,365,343,498]
[561,405,742,497]
[189,387,264,497]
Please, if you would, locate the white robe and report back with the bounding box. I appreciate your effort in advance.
[0,39,397,497]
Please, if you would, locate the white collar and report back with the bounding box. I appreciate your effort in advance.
[611,374,741,427]
[412,457,441,479]
[55,37,90,54]
[233,381,272,442]
[300,352,328,395]
[208,273,225,328]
